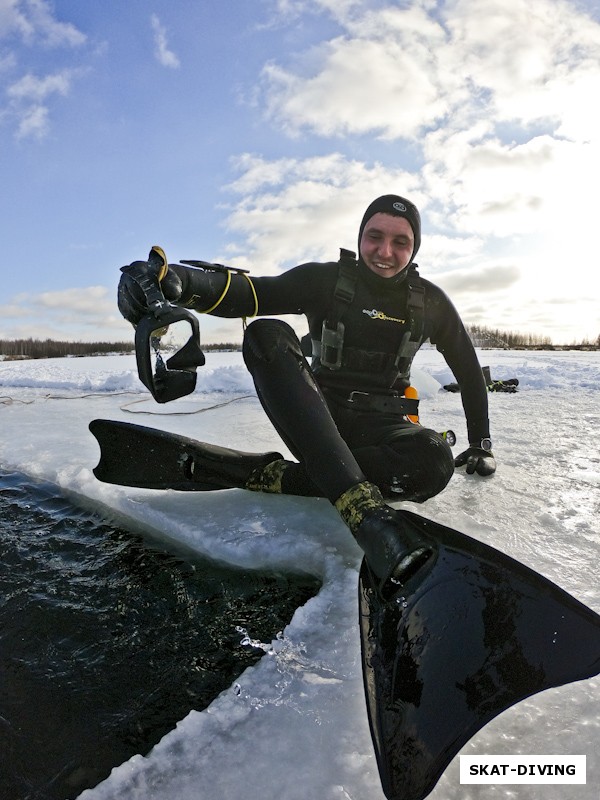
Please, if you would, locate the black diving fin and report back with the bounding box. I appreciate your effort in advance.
[89,418,282,490]
[123,246,206,404]
[89,421,600,800]
[358,509,600,800]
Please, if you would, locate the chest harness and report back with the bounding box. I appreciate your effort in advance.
[311,249,426,414]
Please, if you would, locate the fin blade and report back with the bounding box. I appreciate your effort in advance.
[89,419,203,489]
[359,510,600,800]
[89,419,281,491]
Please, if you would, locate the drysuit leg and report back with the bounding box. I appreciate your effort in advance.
[243,318,445,588]
[351,427,455,501]
[242,319,365,503]
[268,427,454,502]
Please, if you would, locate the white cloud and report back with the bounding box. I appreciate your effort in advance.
[0,1,87,138]
[436,264,521,294]
[423,129,600,248]
[7,69,72,100]
[223,153,422,270]
[0,0,32,39]
[151,14,180,69]
[0,302,30,318]
[35,286,113,314]
[260,0,600,146]
[444,0,600,134]
[14,102,47,137]
[261,6,450,139]
[6,67,79,139]
[26,0,86,47]
[0,0,86,47]
[0,286,127,342]
[273,0,359,18]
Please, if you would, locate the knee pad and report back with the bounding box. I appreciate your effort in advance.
[380,428,454,502]
[243,319,303,365]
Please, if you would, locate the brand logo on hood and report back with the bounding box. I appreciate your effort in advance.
[393,202,407,212]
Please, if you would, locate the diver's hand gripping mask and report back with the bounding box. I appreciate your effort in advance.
[122,247,205,403]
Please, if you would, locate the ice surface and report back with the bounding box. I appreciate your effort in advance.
[0,348,598,800]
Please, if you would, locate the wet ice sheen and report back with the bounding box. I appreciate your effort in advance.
[0,349,598,800]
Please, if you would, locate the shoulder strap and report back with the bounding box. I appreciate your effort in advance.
[406,265,425,341]
[319,249,358,370]
[331,248,358,321]
[394,265,425,378]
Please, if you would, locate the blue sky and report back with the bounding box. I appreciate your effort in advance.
[1,0,599,345]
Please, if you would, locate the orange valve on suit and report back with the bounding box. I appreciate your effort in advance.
[404,385,419,423]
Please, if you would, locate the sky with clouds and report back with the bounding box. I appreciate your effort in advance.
[1,0,599,345]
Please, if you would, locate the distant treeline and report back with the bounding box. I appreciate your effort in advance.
[467,325,552,348]
[0,338,135,359]
[466,325,599,350]
[0,338,243,360]
[1,330,598,361]
[203,342,242,351]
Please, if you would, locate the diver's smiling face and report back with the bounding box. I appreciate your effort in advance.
[360,213,414,279]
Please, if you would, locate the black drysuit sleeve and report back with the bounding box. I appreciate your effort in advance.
[171,262,334,318]
[425,282,490,444]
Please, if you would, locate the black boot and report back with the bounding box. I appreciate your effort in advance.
[335,482,434,594]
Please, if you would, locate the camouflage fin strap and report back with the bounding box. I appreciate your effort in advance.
[245,458,289,494]
[334,481,385,534]
[335,481,434,590]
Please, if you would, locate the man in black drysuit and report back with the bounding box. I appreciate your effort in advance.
[118,195,495,590]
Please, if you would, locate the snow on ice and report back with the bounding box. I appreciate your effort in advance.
[0,348,598,800]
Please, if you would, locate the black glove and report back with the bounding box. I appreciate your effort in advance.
[117,261,183,326]
[454,446,496,476]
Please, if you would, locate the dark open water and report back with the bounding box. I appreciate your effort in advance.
[0,471,319,800]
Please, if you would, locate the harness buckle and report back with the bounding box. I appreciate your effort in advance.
[320,320,345,370]
[348,391,370,403]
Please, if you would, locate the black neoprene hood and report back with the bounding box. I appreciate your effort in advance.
[358,194,422,264]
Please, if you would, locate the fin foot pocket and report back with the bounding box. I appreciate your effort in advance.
[385,546,434,597]
[353,505,436,597]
